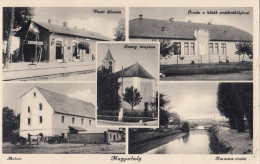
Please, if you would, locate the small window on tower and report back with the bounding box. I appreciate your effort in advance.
[34,92,36,97]
[39,116,43,123]
[72,117,75,124]
[89,120,92,126]
[39,103,42,110]
[28,106,30,113]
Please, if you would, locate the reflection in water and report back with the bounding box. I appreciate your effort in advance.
[145,129,210,154]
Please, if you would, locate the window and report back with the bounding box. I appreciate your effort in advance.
[221,43,226,55]
[173,42,181,55]
[215,43,219,55]
[85,47,90,54]
[110,134,112,139]
[28,106,30,113]
[209,43,214,55]
[190,42,195,55]
[89,120,92,126]
[184,42,189,55]
[61,116,65,123]
[72,117,75,124]
[152,39,157,42]
[39,103,42,110]
[81,118,84,125]
[28,118,31,125]
[34,92,36,97]
[39,116,42,124]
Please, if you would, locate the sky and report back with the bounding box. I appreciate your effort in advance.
[130,7,253,35]
[2,83,96,114]
[97,43,159,80]
[160,82,226,121]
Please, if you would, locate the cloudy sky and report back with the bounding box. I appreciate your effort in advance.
[97,43,159,80]
[160,82,226,121]
[130,7,253,35]
[3,83,96,114]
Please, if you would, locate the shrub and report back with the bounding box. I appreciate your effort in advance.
[181,122,190,132]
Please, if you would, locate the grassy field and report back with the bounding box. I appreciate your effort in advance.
[160,62,252,80]
[2,142,125,154]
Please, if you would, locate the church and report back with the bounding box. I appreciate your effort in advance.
[102,48,157,111]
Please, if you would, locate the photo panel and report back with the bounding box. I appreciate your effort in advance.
[2,7,125,81]
[2,82,126,154]
[129,7,253,81]
[129,82,253,154]
[96,42,160,127]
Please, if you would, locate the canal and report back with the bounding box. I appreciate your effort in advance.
[145,129,210,154]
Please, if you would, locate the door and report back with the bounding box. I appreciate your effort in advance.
[56,41,63,59]
[72,42,79,59]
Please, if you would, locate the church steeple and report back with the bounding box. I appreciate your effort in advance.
[102,46,115,73]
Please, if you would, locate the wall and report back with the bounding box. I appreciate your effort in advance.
[20,87,53,138]
[107,131,122,142]
[129,38,252,64]
[52,113,96,138]
[48,33,97,62]
[118,77,156,111]
[67,133,107,144]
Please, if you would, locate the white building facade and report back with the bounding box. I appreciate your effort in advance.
[20,86,95,139]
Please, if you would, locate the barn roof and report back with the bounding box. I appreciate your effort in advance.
[33,20,110,41]
[103,48,115,61]
[36,87,95,118]
[129,18,253,42]
[114,63,155,79]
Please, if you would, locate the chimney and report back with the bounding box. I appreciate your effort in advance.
[139,14,143,19]
[161,27,165,31]
[169,17,174,22]
[74,26,77,29]
[208,22,212,25]
[48,19,52,24]
[63,22,68,27]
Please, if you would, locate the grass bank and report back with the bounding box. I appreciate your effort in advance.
[161,62,252,76]
[208,126,252,154]
[129,129,185,154]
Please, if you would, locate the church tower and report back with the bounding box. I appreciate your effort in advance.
[102,47,115,73]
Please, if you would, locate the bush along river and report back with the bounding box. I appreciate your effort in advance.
[145,129,211,154]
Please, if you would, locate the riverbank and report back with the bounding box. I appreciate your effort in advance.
[129,129,186,154]
[208,126,252,154]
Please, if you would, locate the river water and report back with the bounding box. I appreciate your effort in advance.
[145,129,211,154]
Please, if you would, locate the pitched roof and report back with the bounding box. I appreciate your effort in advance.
[129,18,253,42]
[33,20,110,41]
[114,63,155,79]
[103,48,115,61]
[36,87,95,118]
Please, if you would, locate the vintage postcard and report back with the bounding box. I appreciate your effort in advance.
[0,1,259,164]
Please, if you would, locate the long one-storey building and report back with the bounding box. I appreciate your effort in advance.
[20,86,96,139]
[129,15,253,64]
[18,20,110,62]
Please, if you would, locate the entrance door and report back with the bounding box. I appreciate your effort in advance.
[56,41,63,59]
[72,42,79,59]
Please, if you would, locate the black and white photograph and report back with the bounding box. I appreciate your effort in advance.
[2,83,125,154]
[2,7,125,81]
[129,82,253,154]
[96,42,159,127]
[129,7,253,81]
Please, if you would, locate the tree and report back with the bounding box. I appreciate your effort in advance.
[113,18,125,41]
[151,92,171,126]
[217,83,253,137]
[235,41,253,62]
[123,86,142,110]
[160,39,175,59]
[97,67,121,111]
[3,7,34,68]
[2,107,20,142]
